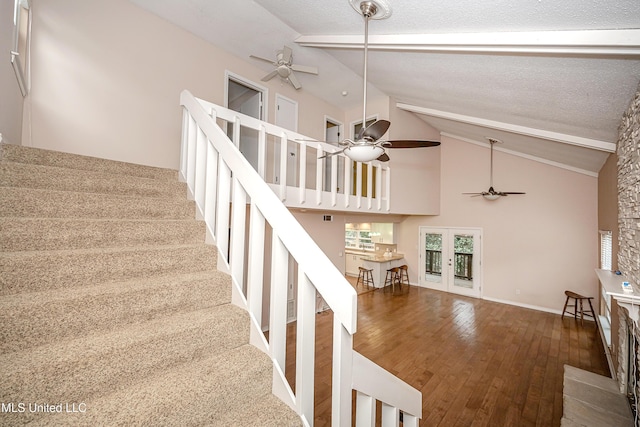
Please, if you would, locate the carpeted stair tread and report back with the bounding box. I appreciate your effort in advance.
[0,187,195,219]
[0,218,206,251]
[0,161,187,198]
[27,345,300,427]
[0,271,232,353]
[0,144,300,425]
[1,244,218,296]
[0,304,250,419]
[0,143,178,181]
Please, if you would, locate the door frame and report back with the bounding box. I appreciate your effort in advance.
[224,71,268,119]
[418,226,483,298]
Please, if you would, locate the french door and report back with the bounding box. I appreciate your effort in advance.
[419,227,482,298]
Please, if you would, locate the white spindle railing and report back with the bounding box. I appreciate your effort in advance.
[192,97,391,213]
[179,90,421,426]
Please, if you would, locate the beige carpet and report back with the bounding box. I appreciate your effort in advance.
[0,143,301,426]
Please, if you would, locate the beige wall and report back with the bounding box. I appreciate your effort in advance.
[27,0,344,169]
[598,153,619,271]
[1,0,24,145]
[396,135,599,312]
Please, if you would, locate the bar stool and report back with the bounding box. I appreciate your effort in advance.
[561,290,597,327]
[383,267,400,293]
[357,267,375,290]
[398,264,410,292]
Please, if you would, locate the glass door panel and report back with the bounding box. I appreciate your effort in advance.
[420,227,481,298]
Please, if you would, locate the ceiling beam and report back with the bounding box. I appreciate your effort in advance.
[296,29,640,57]
[396,102,617,153]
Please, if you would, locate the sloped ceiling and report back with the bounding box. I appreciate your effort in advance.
[130,0,640,175]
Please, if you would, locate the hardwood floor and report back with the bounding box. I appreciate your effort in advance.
[283,280,609,426]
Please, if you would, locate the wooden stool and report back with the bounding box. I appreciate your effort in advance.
[383,267,401,293]
[357,267,374,289]
[398,264,410,291]
[561,290,597,327]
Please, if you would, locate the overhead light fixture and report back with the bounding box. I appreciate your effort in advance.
[483,194,501,201]
[344,145,384,162]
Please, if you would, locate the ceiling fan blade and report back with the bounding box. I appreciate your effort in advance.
[261,70,279,82]
[383,140,441,148]
[250,55,276,65]
[290,64,318,75]
[359,120,390,141]
[282,45,293,64]
[376,152,390,162]
[318,148,346,159]
[287,72,302,90]
[462,192,485,196]
[500,192,526,195]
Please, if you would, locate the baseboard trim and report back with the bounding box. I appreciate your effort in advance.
[482,296,565,316]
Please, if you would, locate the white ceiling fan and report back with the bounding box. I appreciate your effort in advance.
[463,138,526,200]
[315,0,440,163]
[250,45,318,90]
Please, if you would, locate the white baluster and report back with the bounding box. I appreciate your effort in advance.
[270,235,289,368]
[258,125,266,179]
[179,109,189,182]
[331,155,338,207]
[367,162,373,210]
[376,164,382,211]
[186,120,197,200]
[316,147,323,206]
[381,403,399,427]
[279,133,287,201]
[194,126,207,220]
[216,159,231,262]
[355,392,375,427]
[344,157,351,208]
[332,319,353,426]
[230,177,247,295]
[295,271,316,424]
[299,142,307,204]
[203,142,219,244]
[356,162,363,209]
[246,202,265,330]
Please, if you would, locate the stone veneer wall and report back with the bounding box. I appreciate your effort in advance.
[618,85,640,288]
[616,84,640,394]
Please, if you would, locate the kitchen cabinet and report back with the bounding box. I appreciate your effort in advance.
[345,252,366,276]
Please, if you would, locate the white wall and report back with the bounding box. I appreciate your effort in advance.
[27,0,344,169]
[0,0,24,145]
[396,135,599,312]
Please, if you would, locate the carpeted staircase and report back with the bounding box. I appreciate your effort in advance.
[0,144,302,426]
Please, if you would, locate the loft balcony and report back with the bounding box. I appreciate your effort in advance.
[192,96,440,216]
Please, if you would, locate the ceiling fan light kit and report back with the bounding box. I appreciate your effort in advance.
[344,144,385,162]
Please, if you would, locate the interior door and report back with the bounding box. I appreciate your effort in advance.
[275,94,299,187]
[419,227,482,298]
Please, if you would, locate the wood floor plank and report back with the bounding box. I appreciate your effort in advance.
[284,281,609,426]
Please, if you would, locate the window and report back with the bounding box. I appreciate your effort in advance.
[599,230,612,270]
[11,0,31,96]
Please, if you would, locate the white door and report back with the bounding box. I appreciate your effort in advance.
[275,94,298,187]
[419,227,482,298]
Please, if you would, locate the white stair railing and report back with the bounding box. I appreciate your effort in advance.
[193,97,391,214]
[179,90,421,426]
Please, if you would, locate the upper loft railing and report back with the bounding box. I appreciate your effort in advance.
[179,90,422,426]
[193,96,391,214]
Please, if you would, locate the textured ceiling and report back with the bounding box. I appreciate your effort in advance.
[130,0,640,175]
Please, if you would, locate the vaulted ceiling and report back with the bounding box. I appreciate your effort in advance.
[130,0,640,175]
